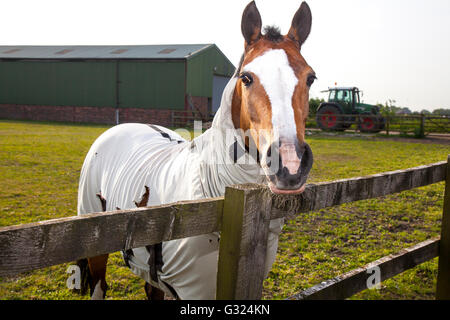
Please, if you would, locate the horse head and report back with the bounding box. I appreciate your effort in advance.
[232,1,315,195]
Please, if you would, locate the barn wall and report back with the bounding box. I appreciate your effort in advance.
[0,60,116,107]
[118,60,186,110]
[186,45,235,98]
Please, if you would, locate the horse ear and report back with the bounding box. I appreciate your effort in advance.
[288,2,312,48]
[241,1,262,47]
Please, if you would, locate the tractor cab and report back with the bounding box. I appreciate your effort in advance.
[327,87,361,113]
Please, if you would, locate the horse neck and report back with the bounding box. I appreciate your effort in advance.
[186,83,263,195]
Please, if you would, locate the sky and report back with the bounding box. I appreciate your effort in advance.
[1,0,449,112]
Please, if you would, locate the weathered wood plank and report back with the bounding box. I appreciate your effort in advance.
[288,237,440,300]
[437,155,450,299]
[0,197,224,277]
[216,184,271,300]
[271,161,446,219]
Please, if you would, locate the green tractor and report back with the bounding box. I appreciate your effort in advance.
[316,87,385,133]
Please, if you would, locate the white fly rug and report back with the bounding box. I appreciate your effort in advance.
[77,77,284,299]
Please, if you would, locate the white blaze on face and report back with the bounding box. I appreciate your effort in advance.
[243,49,299,143]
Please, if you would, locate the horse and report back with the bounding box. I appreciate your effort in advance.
[76,0,315,300]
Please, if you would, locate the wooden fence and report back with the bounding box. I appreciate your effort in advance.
[170,110,214,128]
[0,157,449,300]
[307,113,450,135]
[381,114,449,136]
[168,111,450,136]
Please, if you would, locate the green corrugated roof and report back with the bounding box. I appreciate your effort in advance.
[0,44,214,60]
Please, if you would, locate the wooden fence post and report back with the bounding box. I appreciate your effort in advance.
[420,113,425,137]
[216,184,271,300]
[437,155,450,299]
[386,115,390,136]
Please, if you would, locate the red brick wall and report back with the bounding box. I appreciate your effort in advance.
[189,96,209,116]
[0,104,117,124]
[119,108,173,127]
[0,104,179,126]
[0,96,211,127]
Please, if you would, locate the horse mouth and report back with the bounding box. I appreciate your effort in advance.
[268,182,306,195]
[262,140,313,196]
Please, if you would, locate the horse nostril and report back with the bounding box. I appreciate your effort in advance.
[281,166,289,178]
[265,142,282,175]
[266,142,279,159]
[297,143,306,158]
[288,176,298,186]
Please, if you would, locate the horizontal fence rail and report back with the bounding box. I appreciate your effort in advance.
[170,110,214,128]
[0,198,224,277]
[288,237,440,300]
[270,161,447,219]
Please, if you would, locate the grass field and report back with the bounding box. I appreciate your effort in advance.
[0,120,449,300]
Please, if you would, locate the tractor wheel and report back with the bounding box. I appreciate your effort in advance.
[316,105,343,131]
[358,113,383,133]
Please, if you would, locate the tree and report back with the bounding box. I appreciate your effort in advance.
[432,108,450,116]
[378,99,400,116]
[309,98,324,115]
[396,107,412,115]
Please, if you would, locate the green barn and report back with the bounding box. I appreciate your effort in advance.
[0,44,235,126]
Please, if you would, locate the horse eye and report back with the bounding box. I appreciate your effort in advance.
[240,73,253,87]
[307,74,316,87]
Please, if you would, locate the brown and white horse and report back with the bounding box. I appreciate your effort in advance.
[77,0,315,300]
[233,1,315,194]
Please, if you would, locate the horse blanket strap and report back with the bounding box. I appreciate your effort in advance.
[145,243,178,298]
[147,124,184,144]
[145,243,163,283]
[122,249,134,268]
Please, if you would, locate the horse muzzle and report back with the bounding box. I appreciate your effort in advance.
[264,140,313,195]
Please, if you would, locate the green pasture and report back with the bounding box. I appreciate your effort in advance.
[0,120,448,300]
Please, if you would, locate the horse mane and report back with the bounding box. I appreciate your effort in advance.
[262,25,283,43]
[234,25,283,78]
